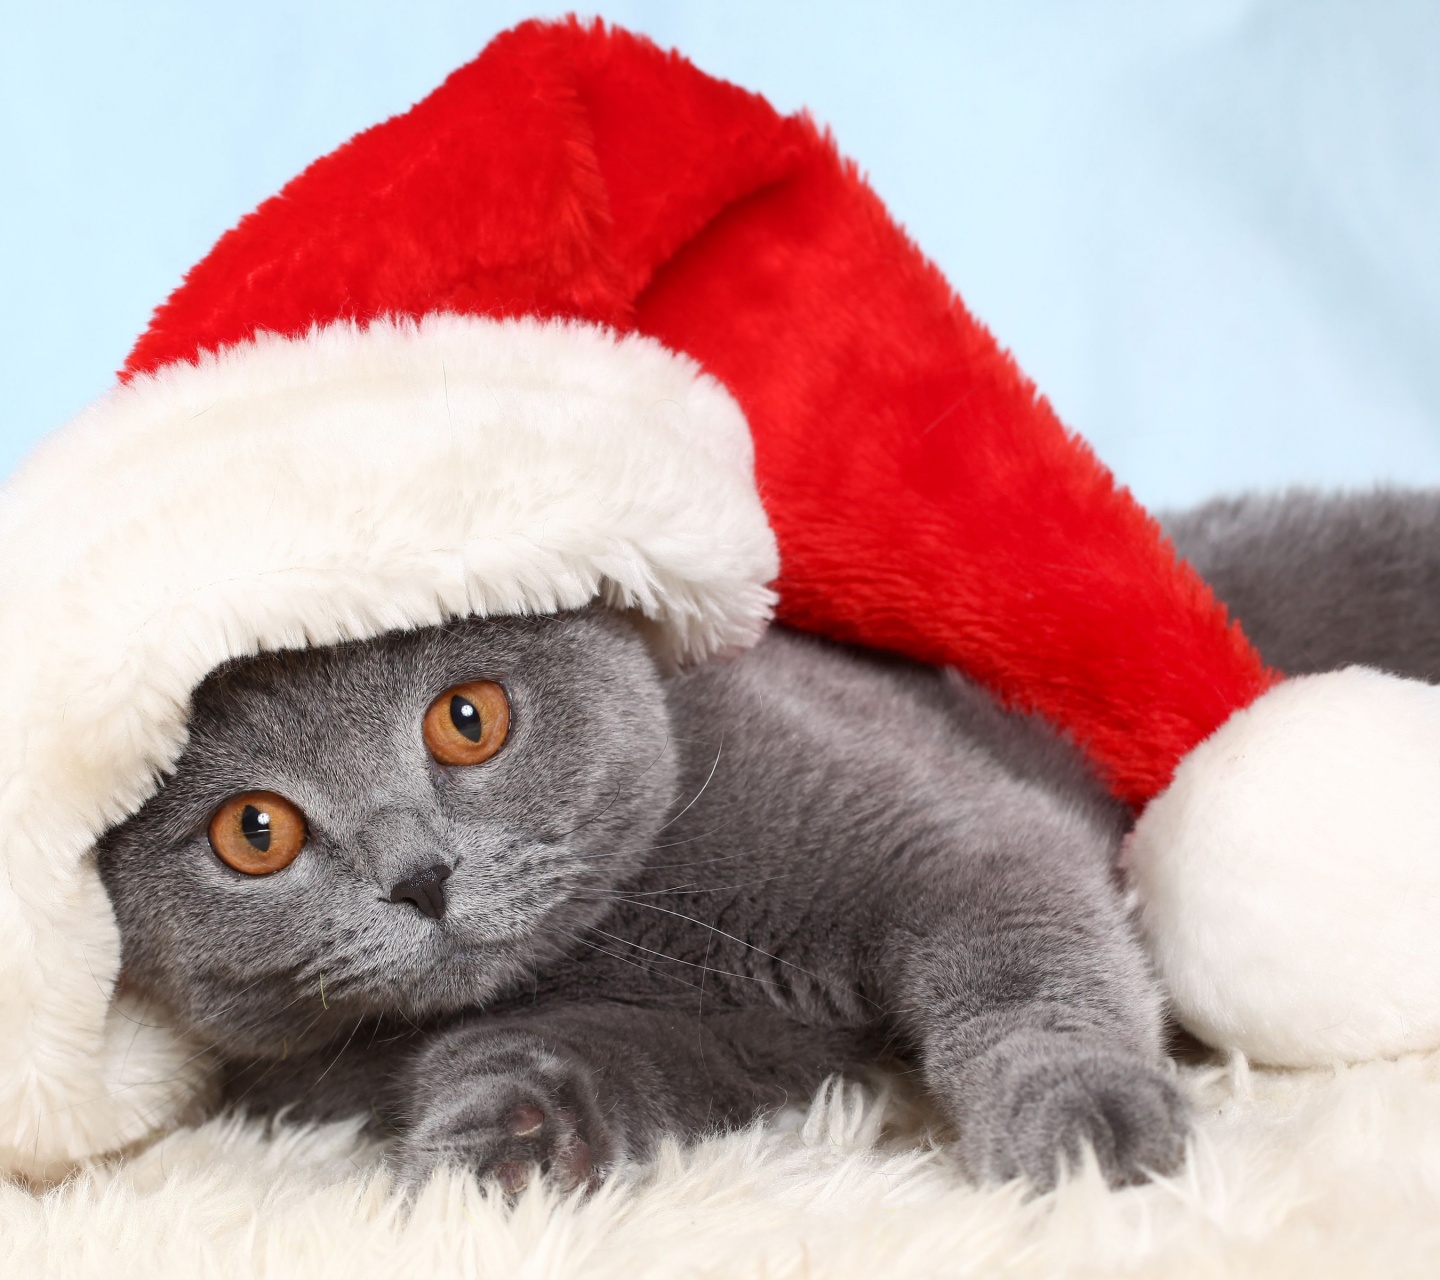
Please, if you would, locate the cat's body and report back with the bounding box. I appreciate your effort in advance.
[98,489,1440,1193]
[1163,491,1440,679]
[103,613,1176,1190]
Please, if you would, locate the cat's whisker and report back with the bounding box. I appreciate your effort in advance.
[565,817,749,869]
[130,978,319,1085]
[303,1013,370,1096]
[580,923,787,991]
[548,729,677,841]
[173,987,321,1077]
[588,871,797,899]
[556,928,750,995]
[556,929,702,992]
[609,895,883,1010]
[220,1005,337,1112]
[653,735,724,834]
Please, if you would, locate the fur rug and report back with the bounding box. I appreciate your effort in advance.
[7,1049,1440,1279]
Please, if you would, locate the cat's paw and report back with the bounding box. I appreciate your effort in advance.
[392,1043,621,1195]
[950,1031,1189,1191]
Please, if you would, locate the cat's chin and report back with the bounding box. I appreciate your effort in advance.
[150,944,524,1062]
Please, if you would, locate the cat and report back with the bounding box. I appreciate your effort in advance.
[96,488,1439,1195]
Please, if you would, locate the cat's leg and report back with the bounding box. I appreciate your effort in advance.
[881,846,1187,1190]
[390,1002,867,1191]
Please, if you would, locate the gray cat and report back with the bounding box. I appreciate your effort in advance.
[96,488,1436,1195]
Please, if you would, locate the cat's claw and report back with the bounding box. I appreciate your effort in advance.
[949,1032,1189,1192]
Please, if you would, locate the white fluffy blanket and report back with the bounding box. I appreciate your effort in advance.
[8,1049,1440,1278]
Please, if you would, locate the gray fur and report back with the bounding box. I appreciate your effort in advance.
[1163,487,1440,681]
[99,606,1178,1193]
[104,487,1433,1194]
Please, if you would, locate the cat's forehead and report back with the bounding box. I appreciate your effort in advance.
[143,612,610,824]
[194,613,577,710]
[179,608,647,765]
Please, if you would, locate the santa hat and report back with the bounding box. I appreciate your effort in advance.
[5,17,1439,1178]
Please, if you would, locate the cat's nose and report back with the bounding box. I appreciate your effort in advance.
[388,863,452,920]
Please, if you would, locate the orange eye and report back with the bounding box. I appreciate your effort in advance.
[208,791,307,876]
[423,680,510,766]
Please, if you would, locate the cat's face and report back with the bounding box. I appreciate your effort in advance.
[97,609,676,1058]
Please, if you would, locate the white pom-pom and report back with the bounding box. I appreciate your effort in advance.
[1127,667,1440,1066]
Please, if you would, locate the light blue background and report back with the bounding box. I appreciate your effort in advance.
[4,1,1438,508]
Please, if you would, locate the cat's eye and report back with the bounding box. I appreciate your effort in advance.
[423,680,510,766]
[208,791,307,875]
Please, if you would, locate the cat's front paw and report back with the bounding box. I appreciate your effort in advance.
[950,1031,1189,1191]
[393,1039,622,1194]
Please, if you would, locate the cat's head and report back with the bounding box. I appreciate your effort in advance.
[96,608,676,1058]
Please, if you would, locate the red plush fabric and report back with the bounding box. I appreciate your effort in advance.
[125,20,801,372]
[124,17,1276,808]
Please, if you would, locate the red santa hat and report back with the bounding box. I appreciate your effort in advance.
[5,17,1439,1178]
